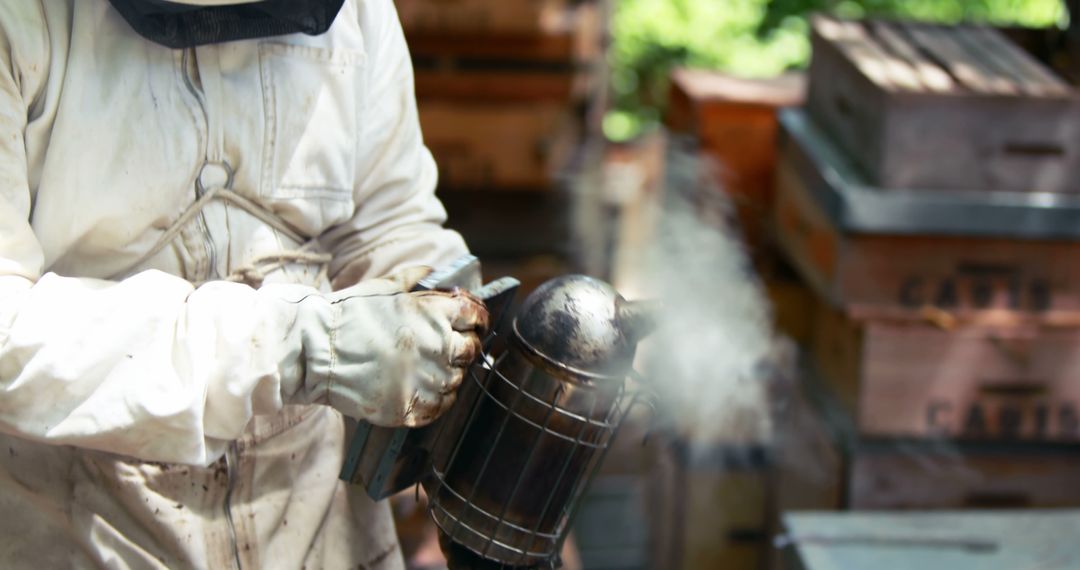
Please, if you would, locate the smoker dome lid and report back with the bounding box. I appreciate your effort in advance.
[514,275,638,379]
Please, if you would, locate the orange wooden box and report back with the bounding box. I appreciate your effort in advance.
[666,69,804,248]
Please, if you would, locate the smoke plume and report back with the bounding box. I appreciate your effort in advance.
[621,136,777,444]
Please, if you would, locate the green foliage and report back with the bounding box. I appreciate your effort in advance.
[605,0,1067,141]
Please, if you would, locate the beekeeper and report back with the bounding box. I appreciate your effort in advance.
[0,0,488,568]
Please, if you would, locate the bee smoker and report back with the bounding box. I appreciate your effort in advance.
[341,267,657,568]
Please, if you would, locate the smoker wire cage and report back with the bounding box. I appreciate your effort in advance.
[422,312,642,568]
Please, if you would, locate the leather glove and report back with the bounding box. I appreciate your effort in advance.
[283,267,489,427]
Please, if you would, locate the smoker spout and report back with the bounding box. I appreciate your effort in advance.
[617,298,662,343]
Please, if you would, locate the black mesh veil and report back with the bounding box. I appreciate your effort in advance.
[107,0,347,48]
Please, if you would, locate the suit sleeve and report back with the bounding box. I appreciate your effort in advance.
[319,0,471,290]
[0,6,312,466]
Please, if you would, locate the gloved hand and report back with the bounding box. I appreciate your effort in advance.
[283,267,489,427]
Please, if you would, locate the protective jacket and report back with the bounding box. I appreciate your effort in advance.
[0,0,467,568]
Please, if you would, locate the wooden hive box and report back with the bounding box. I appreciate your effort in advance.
[811,302,1080,442]
[808,15,1080,193]
[666,70,804,261]
[773,108,1080,317]
[666,69,805,220]
[775,380,1080,512]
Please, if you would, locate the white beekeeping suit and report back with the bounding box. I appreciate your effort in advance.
[0,0,488,568]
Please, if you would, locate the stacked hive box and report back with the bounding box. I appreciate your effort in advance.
[399,0,609,293]
[773,15,1080,517]
[665,70,806,253]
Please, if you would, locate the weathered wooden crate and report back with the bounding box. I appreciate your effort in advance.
[808,15,1080,193]
[419,101,578,190]
[773,108,1080,316]
[776,381,1080,512]
[812,303,1080,442]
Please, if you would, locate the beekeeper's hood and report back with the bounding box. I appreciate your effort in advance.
[108,0,346,48]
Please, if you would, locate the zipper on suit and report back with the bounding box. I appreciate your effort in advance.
[180,47,220,281]
[225,441,244,570]
[181,46,242,569]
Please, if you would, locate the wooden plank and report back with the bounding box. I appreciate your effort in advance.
[814,16,921,91]
[870,22,955,93]
[945,25,1022,95]
[954,26,1045,97]
[841,20,923,92]
[813,17,892,89]
[904,23,1013,94]
[968,26,1072,97]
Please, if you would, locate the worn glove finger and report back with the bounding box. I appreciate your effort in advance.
[403,389,459,428]
[414,288,490,334]
[448,329,483,370]
[400,364,466,428]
